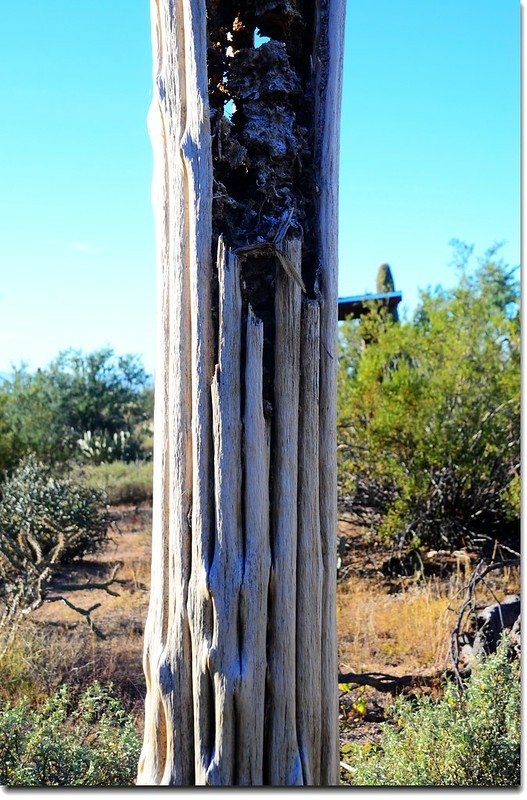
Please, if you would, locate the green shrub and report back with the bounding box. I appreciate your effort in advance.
[338,246,520,549]
[0,458,112,626]
[343,643,520,786]
[0,348,153,472]
[76,460,153,505]
[0,682,141,786]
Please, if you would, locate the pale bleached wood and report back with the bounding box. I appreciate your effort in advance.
[139,0,213,785]
[180,0,216,783]
[296,299,323,785]
[267,237,303,786]
[141,0,344,786]
[237,307,271,786]
[206,242,243,785]
[313,0,347,785]
[137,92,171,786]
[155,0,194,783]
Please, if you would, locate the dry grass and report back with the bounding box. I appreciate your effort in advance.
[337,526,520,675]
[72,461,153,505]
[337,579,457,675]
[1,506,152,721]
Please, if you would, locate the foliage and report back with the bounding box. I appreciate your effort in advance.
[0,393,20,482]
[337,245,520,549]
[0,348,152,473]
[0,457,112,627]
[376,263,396,293]
[342,642,520,786]
[75,460,153,506]
[0,456,111,562]
[0,682,140,786]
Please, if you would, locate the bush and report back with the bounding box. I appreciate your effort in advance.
[0,457,111,563]
[76,460,153,505]
[0,348,153,473]
[0,682,141,786]
[338,246,520,550]
[0,458,112,626]
[343,642,520,786]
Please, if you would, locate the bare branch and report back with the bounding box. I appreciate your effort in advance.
[46,595,106,639]
[338,669,468,695]
[449,557,521,687]
[53,562,125,596]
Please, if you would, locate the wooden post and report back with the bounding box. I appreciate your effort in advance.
[138,0,345,786]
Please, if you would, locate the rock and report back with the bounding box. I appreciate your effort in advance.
[472,594,520,659]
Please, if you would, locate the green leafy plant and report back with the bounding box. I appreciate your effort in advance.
[342,642,520,786]
[0,348,153,472]
[0,682,141,786]
[338,245,520,550]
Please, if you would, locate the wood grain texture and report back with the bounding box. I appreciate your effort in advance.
[238,307,271,785]
[313,0,347,785]
[207,242,243,785]
[181,0,216,784]
[138,0,211,784]
[267,237,303,785]
[296,299,323,785]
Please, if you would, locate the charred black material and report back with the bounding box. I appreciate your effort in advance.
[207,1,316,272]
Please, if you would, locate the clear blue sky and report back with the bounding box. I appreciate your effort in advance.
[0,1,519,376]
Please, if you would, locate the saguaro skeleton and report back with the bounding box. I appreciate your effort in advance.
[138,0,345,786]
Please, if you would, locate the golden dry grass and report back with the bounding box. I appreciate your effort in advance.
[337,579,457,675]
[337,560,520,677]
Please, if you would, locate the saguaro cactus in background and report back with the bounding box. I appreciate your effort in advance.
[376,263,399,322]
[138,0,345,786]
[376,263,395,294]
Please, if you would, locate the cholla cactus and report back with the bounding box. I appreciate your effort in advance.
[0,457,117,639]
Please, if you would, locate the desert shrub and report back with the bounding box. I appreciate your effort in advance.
[342,642,520,786]
[0,458,112,626]
[0,348,153,470]
[0,457,111,562]
[0,393,22,483]
[338,246,520,550]
[0,682,140,786]
[76,460,153,505]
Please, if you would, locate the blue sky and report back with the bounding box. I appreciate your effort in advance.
[0,1,520,376]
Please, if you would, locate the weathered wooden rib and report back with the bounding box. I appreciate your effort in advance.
[314,0,346,785]
[296,299,323,784]
[207,242,243,785]
[237,307,271,785]
[267,237,303,785]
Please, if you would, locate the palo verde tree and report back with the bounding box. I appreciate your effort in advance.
[338,247,520,551]
[138,0,345,786]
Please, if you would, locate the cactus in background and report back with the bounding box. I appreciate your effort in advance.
[376,263,395,293]
[376,263,398,322]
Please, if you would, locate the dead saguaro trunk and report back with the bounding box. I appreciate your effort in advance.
[138,0,345,786]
